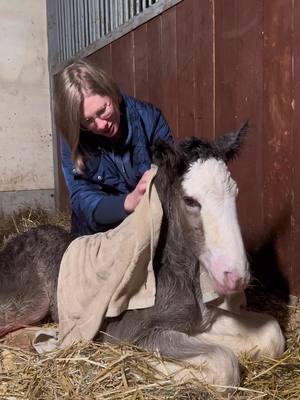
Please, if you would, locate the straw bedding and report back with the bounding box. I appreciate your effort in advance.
[0,209,299,400]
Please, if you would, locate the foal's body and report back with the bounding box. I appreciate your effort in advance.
[0,125,285,386]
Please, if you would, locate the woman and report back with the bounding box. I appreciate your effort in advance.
[54,58,173,235]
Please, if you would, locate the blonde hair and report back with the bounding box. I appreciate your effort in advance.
[54,58,121,173]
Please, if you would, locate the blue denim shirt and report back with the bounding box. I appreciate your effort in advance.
[61,94,172,235]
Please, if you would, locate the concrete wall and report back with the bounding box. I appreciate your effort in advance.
[0,0,54,215]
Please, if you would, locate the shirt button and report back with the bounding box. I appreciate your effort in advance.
[97,175,102,181]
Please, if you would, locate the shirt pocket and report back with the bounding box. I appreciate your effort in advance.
[86,155,128,194]
[83,156,102,182]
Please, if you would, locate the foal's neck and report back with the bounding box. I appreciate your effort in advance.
[155,215,199,281]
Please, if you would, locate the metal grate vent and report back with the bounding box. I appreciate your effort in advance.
[55,0,159,63]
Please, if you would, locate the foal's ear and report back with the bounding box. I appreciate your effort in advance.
[214,121,249,162]
[152,139,183,173]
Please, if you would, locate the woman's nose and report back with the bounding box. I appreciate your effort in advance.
[95,117,108,130]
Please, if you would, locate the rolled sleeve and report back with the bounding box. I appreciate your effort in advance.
[93,193,128,226]
[60,136,130,233]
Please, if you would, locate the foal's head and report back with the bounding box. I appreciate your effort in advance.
[153,122,250,295]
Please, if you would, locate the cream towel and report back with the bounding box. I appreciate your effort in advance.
[32,165,220,352]
[57,165,163,347]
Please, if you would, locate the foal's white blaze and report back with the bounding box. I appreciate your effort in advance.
[182,158,250,295]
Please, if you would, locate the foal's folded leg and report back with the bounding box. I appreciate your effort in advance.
[195,308,285,359]
[211,291,247,314]
[136,329,240,387]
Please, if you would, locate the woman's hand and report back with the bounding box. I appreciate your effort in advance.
[124,169,152,213]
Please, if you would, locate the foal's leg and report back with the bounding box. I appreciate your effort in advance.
[213,291,247,314]
[0,288,51,337]
[195,308,285,359]
[136,329,240,387]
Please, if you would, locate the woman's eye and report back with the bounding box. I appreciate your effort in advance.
[82,118,93,126]
[96,109,105,118]
[183,196,201,209]
[96,105,109,118]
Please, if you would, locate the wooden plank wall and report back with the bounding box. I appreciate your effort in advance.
[57,0,300,296]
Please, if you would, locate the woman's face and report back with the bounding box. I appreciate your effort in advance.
[81,94,121,140]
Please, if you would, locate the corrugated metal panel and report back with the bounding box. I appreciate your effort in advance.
[51,0,162,67]
[100,0,105,36]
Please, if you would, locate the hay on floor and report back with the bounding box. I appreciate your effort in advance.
[0,208,299,399]
[0,207,70,247]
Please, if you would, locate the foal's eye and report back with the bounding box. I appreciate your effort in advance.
[183,196,201,209]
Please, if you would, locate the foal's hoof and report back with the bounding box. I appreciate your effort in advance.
[198,345,240,389]
[247,311,285,359]
[152,346,240,391]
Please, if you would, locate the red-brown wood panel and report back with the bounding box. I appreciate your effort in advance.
[232,0,264,251]
[262,0,293,293]
[111,32,134,95]
[133,24,149,102]
[176,0,195,138]
[161,7,178,138]
[214,1,265,253]
[147,17,164,113]
[193,0,214,140]
[291,1,300,296]
[214,0,240,134]
[88,43,112,75]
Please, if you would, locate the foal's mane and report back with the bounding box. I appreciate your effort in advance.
[152,121,249,180]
